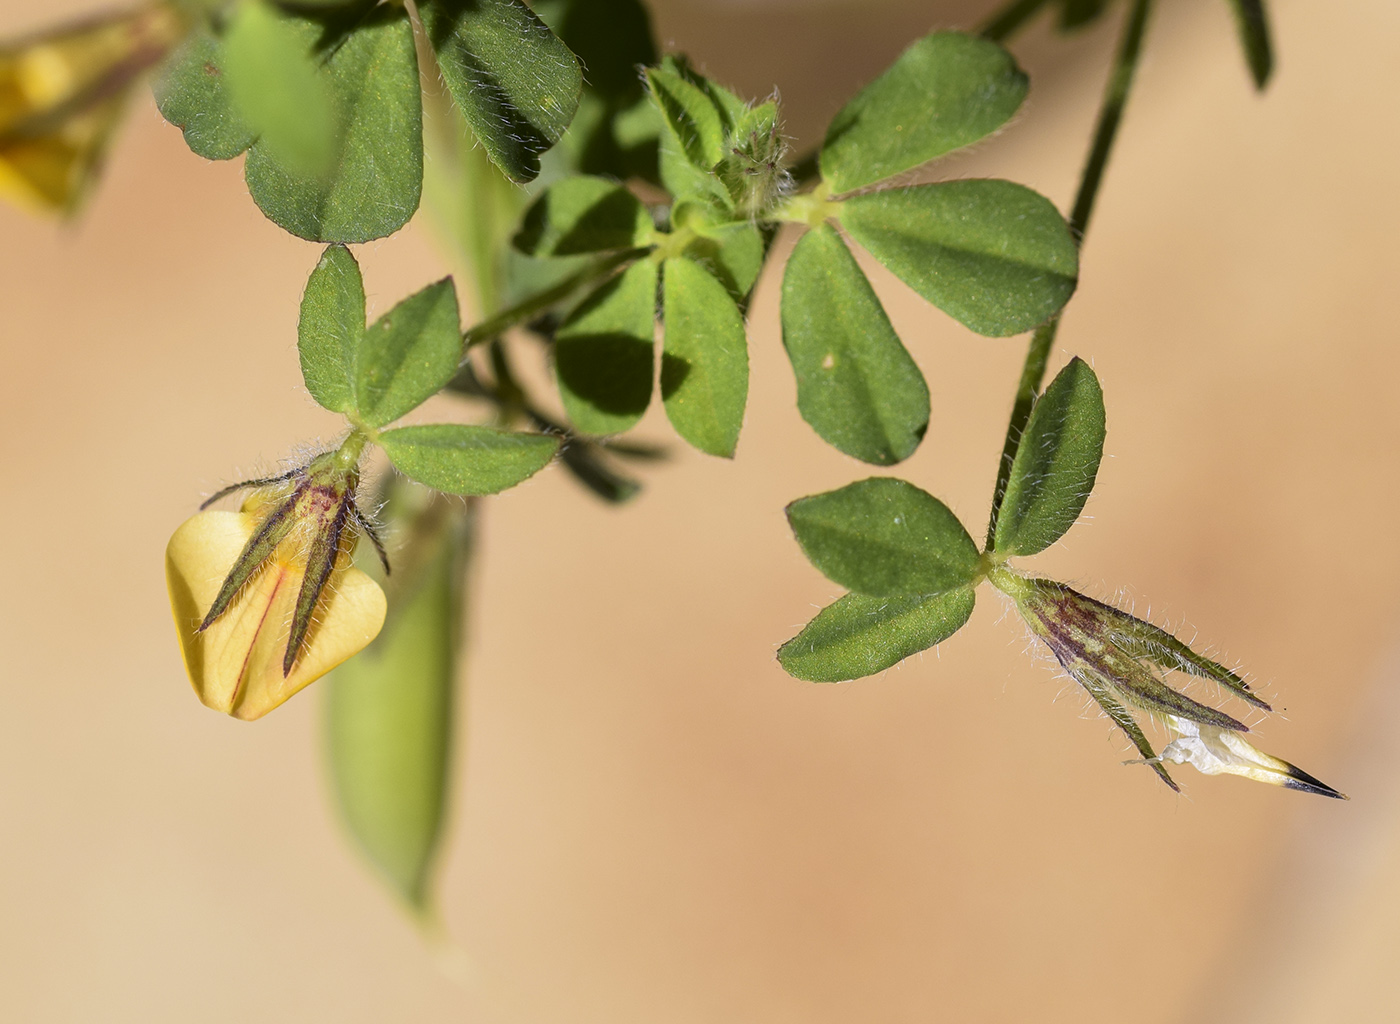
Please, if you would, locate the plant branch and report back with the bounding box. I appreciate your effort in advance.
[977,0,1053,42]
[984,0,1154,550]
[459,249,647,350]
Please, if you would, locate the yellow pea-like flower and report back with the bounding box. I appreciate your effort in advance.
[0,3,184,213]
[166,450,388,721]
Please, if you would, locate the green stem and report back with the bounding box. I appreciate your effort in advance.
[977,0,1053,42]
[984,0,1153,550]
[460,249,646,349]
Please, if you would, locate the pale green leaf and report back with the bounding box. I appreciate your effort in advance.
[222,0,337,177]
[244,2,423,243]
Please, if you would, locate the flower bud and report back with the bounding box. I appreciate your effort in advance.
[991,568,1343,797]
[166,447,387,721]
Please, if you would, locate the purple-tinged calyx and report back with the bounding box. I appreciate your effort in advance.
[988,567,1343,797]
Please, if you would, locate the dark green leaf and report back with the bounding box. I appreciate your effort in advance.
[244,2,423,243]
[541,0,657,103]
[821,32,1028,194]
[1227,0,1273,89]
[513,176,653,256]
[778,587,975,682]
[379,424,559,494]
[781,224,928,464]
[420,0,582,184]
[1058,0,1114,31]
[326,487,471,909]
[558,440,642,502]
[356,278,462,428]
[660,257,749,458]
[222,0,337,176]
[993,356,1105,556]
[787,477,979,596]
[555,259,656,435]
[154,29,256,160]
[841,180,1078,337]
[298,244,365,415]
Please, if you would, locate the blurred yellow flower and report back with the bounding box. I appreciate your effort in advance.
[165,452,387,721]
[0,3,183,213]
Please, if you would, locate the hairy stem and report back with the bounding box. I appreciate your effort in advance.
[984,0,1153,550]
[460,249,646,350]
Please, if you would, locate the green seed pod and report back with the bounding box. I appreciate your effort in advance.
[324,479,475,912]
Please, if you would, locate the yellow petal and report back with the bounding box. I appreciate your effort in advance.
[166,511,387,721]
[0,96,124,212]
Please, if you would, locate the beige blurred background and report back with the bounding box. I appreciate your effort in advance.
[3,0,1400,1020]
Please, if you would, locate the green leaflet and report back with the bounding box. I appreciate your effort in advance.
[646,65,725,170]
[660,257,749,458]
[513,176,653,256]
[993,357,1105,557]
[154,28,255,160]
[820,32,1028,194]
[355,278,462,429]
[646,64,730,206]
[555,259,657,436]
[298,244,365,415]
[242,2,423,243]
[420,0,582,184]
[840,180,1078,337]
[677,212,765,303]
[379,423,560,495]
[778,587,976,682]
[325,486,472,910]
[780,224,928,465]
[221,0,337,177]
[786,478,979,597]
